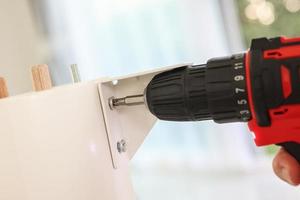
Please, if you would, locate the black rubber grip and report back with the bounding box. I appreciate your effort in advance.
[145,54,251,123]
[279,142,300,163]
[145,65,210,121]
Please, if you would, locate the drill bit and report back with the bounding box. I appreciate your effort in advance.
[109,94,145,109]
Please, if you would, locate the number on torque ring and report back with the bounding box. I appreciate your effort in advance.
[237,99,247,105]
[235,88,245,94]
[234,75,244,81]
[240,110,250,115]
[234,63,243,70]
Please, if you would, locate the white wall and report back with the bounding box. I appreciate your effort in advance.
[0,0,47,95]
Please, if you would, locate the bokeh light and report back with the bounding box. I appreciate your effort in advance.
[256,1,275,25]
[245,4,258,20]
[283,0,300,13]
[244,0,275,25]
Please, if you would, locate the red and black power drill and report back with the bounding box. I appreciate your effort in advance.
[112,36,300,162]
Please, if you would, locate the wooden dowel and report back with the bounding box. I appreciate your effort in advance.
[31,64,53,91]
[0,77,9,98]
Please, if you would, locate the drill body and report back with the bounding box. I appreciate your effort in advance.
[144,37,300,161]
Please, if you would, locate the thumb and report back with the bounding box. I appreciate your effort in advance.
[272,148,300,186]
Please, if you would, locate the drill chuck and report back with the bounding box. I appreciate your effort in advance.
[145,54,251,123]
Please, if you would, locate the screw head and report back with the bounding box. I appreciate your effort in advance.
[117,139,127,153]
[108,96,115,110]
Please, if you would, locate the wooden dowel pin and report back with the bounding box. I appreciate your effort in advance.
[31,64,53,91]
[0,77,9,98]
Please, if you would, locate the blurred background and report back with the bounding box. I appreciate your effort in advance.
[1,0,300,199]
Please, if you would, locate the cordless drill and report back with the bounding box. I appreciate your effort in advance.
[111,36,300,162]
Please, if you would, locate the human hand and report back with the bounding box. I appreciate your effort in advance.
[273,148,300,186]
